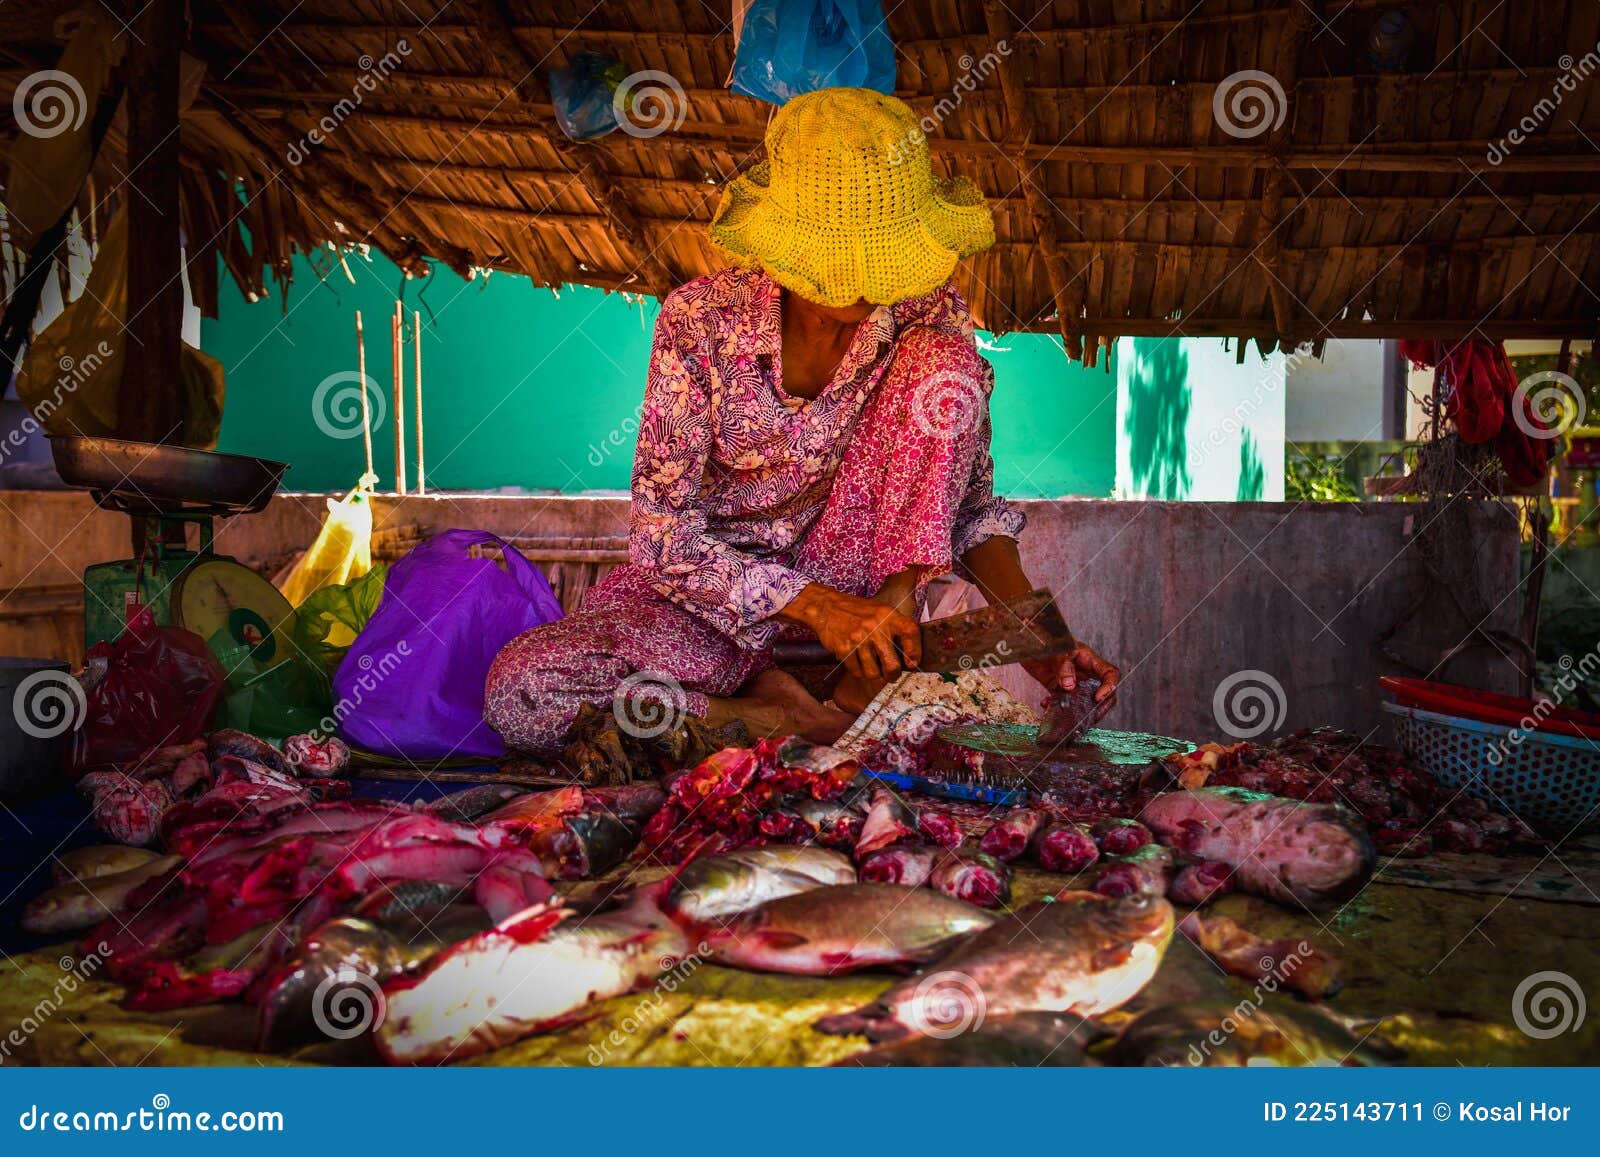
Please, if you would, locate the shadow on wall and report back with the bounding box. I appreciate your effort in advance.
[1237,428,1266,501]
[1123,337,1191,498]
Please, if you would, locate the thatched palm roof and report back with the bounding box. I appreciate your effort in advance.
[4,1,1599,362]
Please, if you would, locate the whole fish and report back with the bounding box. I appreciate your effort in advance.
[663,846,855,926]
[855,787,920,857]
[581,783,668,826]
[835,1012,1102,1066]
[1139,787,1375,908]
[703,884,995,975]
[816,891,1173,1042]
[858,846,939,888]
[52,845,164,885]
[1093,845,1176,898]
[979,808,1047,862]
[209,728,293,776]
[1030,822,1100,874]
[530,812,639,879]
[22,855,183,934]
[929,851,1011,908]
[424,784,527,823]
[257,909,491,1050]
[1110,999,1390,1067]
[376,889,689,1065]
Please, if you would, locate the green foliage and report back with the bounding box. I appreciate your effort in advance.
[1285,455,1360,502]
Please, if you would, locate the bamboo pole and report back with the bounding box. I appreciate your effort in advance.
[413,309,426,496]
[354,310,374,481]
[392,300,407,495]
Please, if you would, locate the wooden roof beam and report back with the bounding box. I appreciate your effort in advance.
[1254,3,1319,351]
[983,1,1085,362]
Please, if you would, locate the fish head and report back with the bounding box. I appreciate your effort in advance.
[1064,890,1174,954]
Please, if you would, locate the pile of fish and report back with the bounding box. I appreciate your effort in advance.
[27,725,1400,1066]
[963,784,1376,915]
[72,730,351,847]
[371,842,1192,1064]
[1163,728,1542,855]
[42,737,665,1019]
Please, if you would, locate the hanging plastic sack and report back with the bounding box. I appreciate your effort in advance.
[70,609,226,773]
[333,530,564,760]
[548,51,628,140]
[278,484,375,607]
[16,206,226,448]
[730,0,896,105]
[294,563,389,677]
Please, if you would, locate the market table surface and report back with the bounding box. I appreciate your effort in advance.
[4,858,1597,1067]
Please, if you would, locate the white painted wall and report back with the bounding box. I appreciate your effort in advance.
[1114,337,1286,501]
[1284,338,1391,441]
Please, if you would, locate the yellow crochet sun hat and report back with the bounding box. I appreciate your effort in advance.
[709,87,995,307]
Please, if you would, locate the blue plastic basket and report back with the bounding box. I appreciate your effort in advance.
[1382,701,1600,835]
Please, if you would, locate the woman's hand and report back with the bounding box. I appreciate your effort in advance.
[1023,643,1121,711]
[782,584,921,680]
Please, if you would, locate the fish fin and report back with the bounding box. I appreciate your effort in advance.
[1092,943,1133,970]
[497,903,573,944]
[813,1004,904,1042]
[754,930,809,950]
[531,1007,602,1035]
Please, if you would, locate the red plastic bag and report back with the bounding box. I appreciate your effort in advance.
[1399,337,1551,489]
[71,609,226,773]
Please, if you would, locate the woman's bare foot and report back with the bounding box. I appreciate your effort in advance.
[704,669,854,744]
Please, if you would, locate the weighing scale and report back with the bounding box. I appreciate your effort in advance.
[49,436,297,674]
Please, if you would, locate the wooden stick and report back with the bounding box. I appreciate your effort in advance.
[354,310,374,480]
[392,299,407,495]
[413,308,426,495]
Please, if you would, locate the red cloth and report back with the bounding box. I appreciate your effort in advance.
[1400,338,1551,489]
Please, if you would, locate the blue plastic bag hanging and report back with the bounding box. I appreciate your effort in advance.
[731,0,896,105]
[549,51,628,140]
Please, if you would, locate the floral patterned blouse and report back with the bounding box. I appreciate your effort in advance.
[630,268,1025,644]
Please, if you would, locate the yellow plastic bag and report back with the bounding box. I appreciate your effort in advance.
[278,485,375,607]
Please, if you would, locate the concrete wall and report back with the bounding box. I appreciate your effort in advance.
[0,492,1523,744]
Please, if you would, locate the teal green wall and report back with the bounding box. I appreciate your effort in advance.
[201,251,1116,498]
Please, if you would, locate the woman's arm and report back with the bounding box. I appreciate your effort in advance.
[960,522,1121,706]
[630,306,812,638]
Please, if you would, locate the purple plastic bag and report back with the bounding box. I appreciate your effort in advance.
[333,529,563,759]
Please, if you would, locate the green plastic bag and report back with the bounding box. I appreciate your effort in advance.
[294,563,389,677]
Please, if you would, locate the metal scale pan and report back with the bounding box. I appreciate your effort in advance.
[48,435,288,516]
